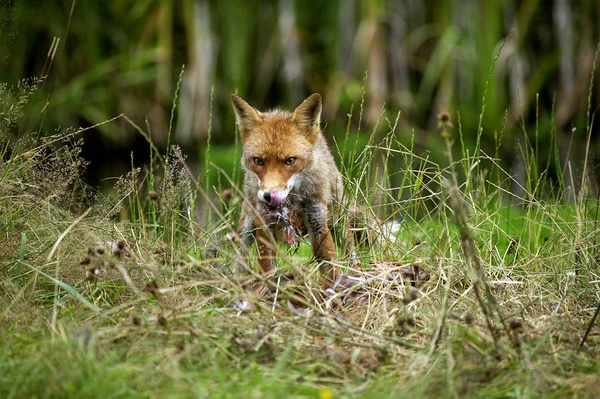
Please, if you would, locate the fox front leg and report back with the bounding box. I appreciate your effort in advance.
[255,223,276,276]
[236,211,277,276]
[302,202,337,282]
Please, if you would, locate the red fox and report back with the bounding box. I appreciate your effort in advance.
[231,93,353,284]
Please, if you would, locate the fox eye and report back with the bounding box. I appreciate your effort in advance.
[253,157,264,166]
[285,157,296,166]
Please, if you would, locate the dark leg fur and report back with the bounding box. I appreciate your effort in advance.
[302,202,338,282]
[254,220,275,275]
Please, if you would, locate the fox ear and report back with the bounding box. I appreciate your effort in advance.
[293,93,322,131]
[231,94,262,139]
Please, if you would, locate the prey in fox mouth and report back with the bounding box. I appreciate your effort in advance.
[260,203,302,246]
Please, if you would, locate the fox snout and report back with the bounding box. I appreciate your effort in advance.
[258,186,291,208]
[260,190,283,207]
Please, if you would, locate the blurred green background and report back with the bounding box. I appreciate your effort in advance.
[1,0,599,194]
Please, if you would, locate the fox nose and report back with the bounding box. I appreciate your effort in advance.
[263,192,271,203]
[263,191,284,207]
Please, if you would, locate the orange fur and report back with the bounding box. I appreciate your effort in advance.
[232,93,353,284]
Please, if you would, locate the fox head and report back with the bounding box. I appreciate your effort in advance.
[232,93,322,209]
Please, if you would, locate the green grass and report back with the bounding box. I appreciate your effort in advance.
[2,66,600,399]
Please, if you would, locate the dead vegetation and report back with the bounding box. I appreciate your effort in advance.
[2,80,600,398]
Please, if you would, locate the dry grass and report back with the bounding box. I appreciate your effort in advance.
[2,79,600,398]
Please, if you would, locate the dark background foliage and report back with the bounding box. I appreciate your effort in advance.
[1,0,599,194]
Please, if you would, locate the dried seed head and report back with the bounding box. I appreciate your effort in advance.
[437,111,454,138]
[509,319,524,333]
[121,250,134,262]
[402,288,418,304]
[438,111,451,123]
[145,280,160,297]
[397,315,415,333]
[132,316,141,326]
[85,267,100,281]
[148,191,159,201]
[464,313,474,325]
[158,314,167,327]
[175,340,185,352]
[79,256,91,265]
[220,189,233,203]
